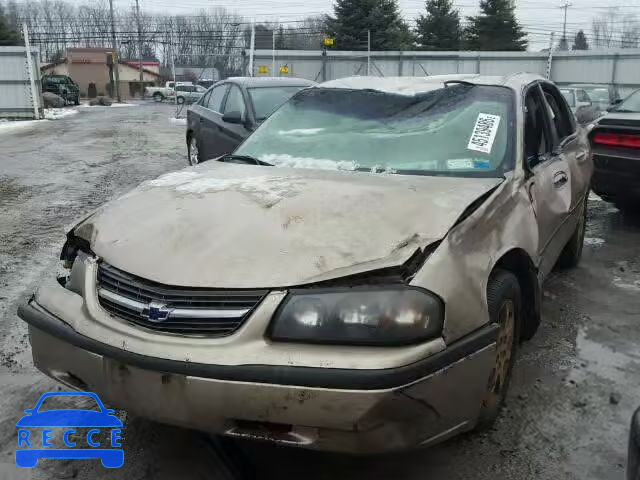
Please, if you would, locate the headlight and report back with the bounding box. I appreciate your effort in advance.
[269,287,444,346]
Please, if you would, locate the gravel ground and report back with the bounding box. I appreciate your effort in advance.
[0,104,639,480]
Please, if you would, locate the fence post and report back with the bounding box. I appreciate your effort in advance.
[610,53,619,88]
[321,49,327,82]
[476,53,481,74]
[398,51,403,76]
[22,23,40,120]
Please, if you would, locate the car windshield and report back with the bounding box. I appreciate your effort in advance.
[37,395,101,412]
[583,88,610,102]
[613,90,640,113]
[47,76,70,84]
[247,86,310,121]
[236,84,514,177]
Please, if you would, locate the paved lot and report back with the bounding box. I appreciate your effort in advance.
[1,103,639,480]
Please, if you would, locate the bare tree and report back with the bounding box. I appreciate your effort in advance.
[621,15,640,48]
[592,7,618,48]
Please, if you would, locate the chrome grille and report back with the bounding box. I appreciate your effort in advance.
[96,262,267,335]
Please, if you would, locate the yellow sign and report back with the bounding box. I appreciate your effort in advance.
[257,65,268,75]
[323,37,335,47]
[279,65,289,74]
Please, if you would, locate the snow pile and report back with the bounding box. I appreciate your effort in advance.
[169,117,187,125]
[146,170,303,204]
[111,103,138,108]
[277,128,325,136]
[44,108,79,120]
[259,153,358,171]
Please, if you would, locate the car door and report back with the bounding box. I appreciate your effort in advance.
[541,82,591,213]
[523,83,574,278]
[218,85,251,154]
[199,83,229,159]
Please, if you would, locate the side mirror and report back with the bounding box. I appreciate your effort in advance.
[612,98,623,106]
[222,111,243,124]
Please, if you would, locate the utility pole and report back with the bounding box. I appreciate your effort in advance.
[559,1,572,50]
[248,21,255,77]
[272,25,276,77]
[135,0,143,96]
[367,30,371,76]
[108,0,121,102]
[546,32,555,80]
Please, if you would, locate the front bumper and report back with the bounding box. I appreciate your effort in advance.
[19,297,497,454]
[592,152,640,200]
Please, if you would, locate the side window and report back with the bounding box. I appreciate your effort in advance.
[524,86,552,168]
[542,85,575,141]
[223,86,246,115]
[206,85,227,112]
[577,90,589,102]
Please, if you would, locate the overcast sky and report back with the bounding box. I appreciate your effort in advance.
[106,0,639,50]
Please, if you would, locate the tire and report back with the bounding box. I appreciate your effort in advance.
[476,269,521,430]
[153,92,164,102]
[187,135,201,166]
[177,96,185,105]
[557,196,587,269]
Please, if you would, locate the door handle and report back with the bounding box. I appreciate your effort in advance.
[553,171,568,188]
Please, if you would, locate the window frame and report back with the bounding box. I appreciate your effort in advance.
[221,84,247,117]
[205,83,229,113]
[540,82,576,145]
[523,83,554,170]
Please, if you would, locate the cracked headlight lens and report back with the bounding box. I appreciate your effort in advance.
[269,287,444,346]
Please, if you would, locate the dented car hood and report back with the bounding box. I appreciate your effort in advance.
[74,163,503,288]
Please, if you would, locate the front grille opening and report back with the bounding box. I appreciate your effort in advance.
[96,262,268,336]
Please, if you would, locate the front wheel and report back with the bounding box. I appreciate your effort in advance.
[476,269,521,430]
[187,136,201,166]
[153,92,163,102]
[177,96,185,105]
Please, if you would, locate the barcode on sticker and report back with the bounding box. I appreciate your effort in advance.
[467,113,501,154]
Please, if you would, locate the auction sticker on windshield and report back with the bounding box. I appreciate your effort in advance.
[467,113,501,154]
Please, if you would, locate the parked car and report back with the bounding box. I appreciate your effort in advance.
[560,87,600,125]
[589,88,640,212]
[18,73,592,454]
[42,75,80,105]
[568,83,620,113]
[186,77,315,165]
[175,84,207,105]
[629,407,640,480]
[145,81,193,102]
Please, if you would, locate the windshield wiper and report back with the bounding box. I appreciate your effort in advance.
[219,154,273,166]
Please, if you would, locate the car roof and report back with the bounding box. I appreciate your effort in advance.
[568,83,610,88]
[224,77,316,88]
[317,73,543,96]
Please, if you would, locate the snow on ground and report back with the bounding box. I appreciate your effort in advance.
[169,117,187,125]
[584,237,606,247]
[79,102,138,108]
[43,108,78,120]
[0,119,42,134]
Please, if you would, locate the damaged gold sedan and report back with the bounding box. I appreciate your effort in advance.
[18,74,592,454]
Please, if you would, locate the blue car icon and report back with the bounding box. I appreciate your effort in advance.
[16,391,123,468]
